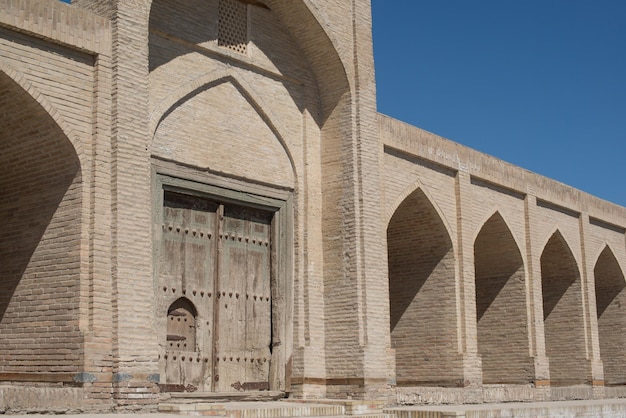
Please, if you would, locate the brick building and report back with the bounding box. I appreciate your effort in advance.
[0,0,625,413]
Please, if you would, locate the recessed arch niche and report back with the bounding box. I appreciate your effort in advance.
[540,231,587,385]
[0,70,82,372]
[474,212,530,384]
[387,188,461,387]
[594,246,626,386]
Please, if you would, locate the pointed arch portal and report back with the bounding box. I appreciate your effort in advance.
[594,246,626,386]
[474,212,530,384]
[541,232,587,385]
[387,189,461,387]
[0,71,82,373]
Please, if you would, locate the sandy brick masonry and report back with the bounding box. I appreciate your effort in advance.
[0,0,624,414]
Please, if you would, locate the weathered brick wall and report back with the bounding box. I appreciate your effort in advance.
[1,0,625,411]
[0,0,114,411]
[380,114,626,403]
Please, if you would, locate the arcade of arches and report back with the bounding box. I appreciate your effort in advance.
[0,0,625,412]
[387,185,626,399]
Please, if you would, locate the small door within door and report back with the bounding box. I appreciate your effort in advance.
[158,191,272,393]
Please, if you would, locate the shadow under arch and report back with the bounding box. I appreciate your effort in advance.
[150,72,298,186]
[473,211,531,384]
[0,69,83,369]
[0,62,86,166]
[540,230,587,386]
[594,245,626,385]
[387,187,461,387]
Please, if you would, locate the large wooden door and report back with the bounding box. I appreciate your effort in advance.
[158,191,273,393]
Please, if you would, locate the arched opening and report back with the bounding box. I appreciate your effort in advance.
[387,189,460,386]
[0,72,82,373]
[594,246,626,386]
[167,298,198,351]
[474,213,530,384]
[540,231,587,385]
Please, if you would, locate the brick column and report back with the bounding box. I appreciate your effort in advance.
[524,194,550,400]
[579,212,605,398]
[353,1,395,401]
[107,0,159,410]
[454,171,483,396]
[318,0,392,401]
[80,50,116,411]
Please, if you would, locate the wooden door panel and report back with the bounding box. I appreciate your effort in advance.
[160,192,218,392]
[164,350,207,392]
[216,205,272,392]
[245,249,271,385]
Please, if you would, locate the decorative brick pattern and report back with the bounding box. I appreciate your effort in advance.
[218,0,248,54]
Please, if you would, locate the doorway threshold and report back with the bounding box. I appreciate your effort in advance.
[164,391,286,403]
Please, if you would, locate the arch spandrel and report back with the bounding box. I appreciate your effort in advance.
[147,0,349,126]
[0,64,85,169]
[151,77,296,189]
[385,182,456,249]
[538,226,583,275]
[593,244,626,283]
[472,210,527,269]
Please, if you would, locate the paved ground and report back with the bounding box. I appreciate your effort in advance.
[3,399,626,417]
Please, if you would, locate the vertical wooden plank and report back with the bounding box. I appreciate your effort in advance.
[212,204,224,392]
[215,204,273,392]
[245,208,272,387]
[216,204,248,391]
[160,192,218,392]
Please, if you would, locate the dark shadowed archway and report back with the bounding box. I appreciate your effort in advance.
[594,246,626,386]
[474,212,531,384]
[387,189,461,387]
[0,71,82,374]
[541,231,587,386]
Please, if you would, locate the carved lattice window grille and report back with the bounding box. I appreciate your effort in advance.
[218,0,248,54]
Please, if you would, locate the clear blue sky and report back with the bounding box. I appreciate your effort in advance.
[372,1,626,207]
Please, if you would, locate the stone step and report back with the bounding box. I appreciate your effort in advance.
[159,399,398,417]
[159,401,344,417]
[384,398,626,418]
